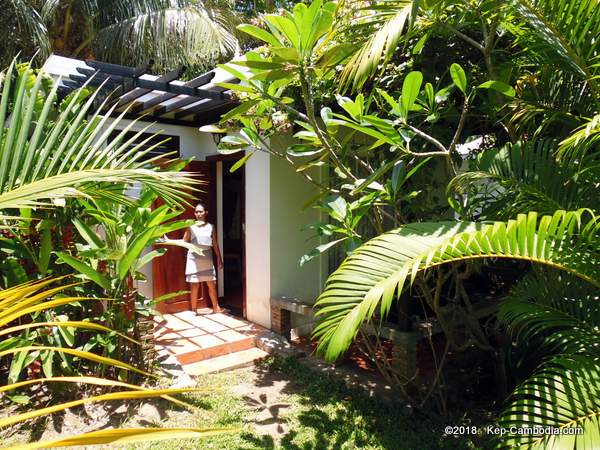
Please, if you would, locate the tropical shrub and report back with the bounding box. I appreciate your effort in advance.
[0,278,233,448]
[0,61,229,446]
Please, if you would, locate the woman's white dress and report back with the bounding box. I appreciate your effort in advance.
[185,223,216,282]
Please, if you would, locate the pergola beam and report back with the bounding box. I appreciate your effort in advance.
[60,59,237,126]
[117,66,186,107]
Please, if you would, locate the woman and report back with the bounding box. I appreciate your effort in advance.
[183,202,224,314]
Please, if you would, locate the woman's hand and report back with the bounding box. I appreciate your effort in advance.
[217,259,224,270]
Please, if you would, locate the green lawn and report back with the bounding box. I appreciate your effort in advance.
[115,357,492,450]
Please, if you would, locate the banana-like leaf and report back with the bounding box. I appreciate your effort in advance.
[312,210,600,361]
[55,252,111,290]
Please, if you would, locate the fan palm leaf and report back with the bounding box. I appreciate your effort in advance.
[312,209,600,361]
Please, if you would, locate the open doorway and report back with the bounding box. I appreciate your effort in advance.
[219,159,245,316]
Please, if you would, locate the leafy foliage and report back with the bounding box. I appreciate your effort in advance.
[0,279,233,447]
[312,210,600,361]
[448,140,600,219]
[0,61,196,218]
[497,356,600,449]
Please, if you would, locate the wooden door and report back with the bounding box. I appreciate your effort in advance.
[153,160,216,314]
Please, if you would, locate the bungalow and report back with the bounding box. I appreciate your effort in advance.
[42,55,327,332]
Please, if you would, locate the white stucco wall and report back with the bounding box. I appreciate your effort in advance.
[80,117,323,331]
[244,150,271,328]
[269,135,327,304]
[107,118,220,160]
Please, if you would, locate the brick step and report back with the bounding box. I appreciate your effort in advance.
[174,336,256,365]
[183,347,269,376]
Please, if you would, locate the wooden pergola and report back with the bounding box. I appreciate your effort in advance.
[58,59,239,127]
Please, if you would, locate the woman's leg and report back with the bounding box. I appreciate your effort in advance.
[190,282,200,311]
[205,280,223,313]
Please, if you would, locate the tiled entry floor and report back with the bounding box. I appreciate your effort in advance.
[153,311,269,375]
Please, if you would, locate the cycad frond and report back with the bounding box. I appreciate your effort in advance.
[498,355,600,450]
[499,270,600,358]
[448,140,598,219]
[313,210,600,361]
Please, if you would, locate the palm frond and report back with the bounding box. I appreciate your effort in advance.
[337,0,417,92]
[497,355,600,449]
[511,0,600,96]
[499,269,600,359]
[312,210,600,361]
[1,0,51,66]
[0,278,234,444]
[448,140,598,219]
[0,62,195,213]
[557,113,600,174]
[509,69,596,137]
[93,0,239,72]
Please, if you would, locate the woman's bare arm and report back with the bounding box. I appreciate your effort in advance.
[183,228,191,243]
[212,226,223,269]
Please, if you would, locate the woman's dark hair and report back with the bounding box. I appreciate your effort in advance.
[195,202,207,211]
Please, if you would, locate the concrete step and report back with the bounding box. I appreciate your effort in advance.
[183,347,269,375]
[173,335,256,365]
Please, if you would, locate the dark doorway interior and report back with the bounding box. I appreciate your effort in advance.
[220,160,245,316]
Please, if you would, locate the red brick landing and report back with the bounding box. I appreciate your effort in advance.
[153,311,269,375]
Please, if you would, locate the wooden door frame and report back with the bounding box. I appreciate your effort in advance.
[206,153,247,319]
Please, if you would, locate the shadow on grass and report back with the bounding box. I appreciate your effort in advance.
[236,357,491,450]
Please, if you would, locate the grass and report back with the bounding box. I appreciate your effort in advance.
[115,357,492,450]
[1,356,494,449]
